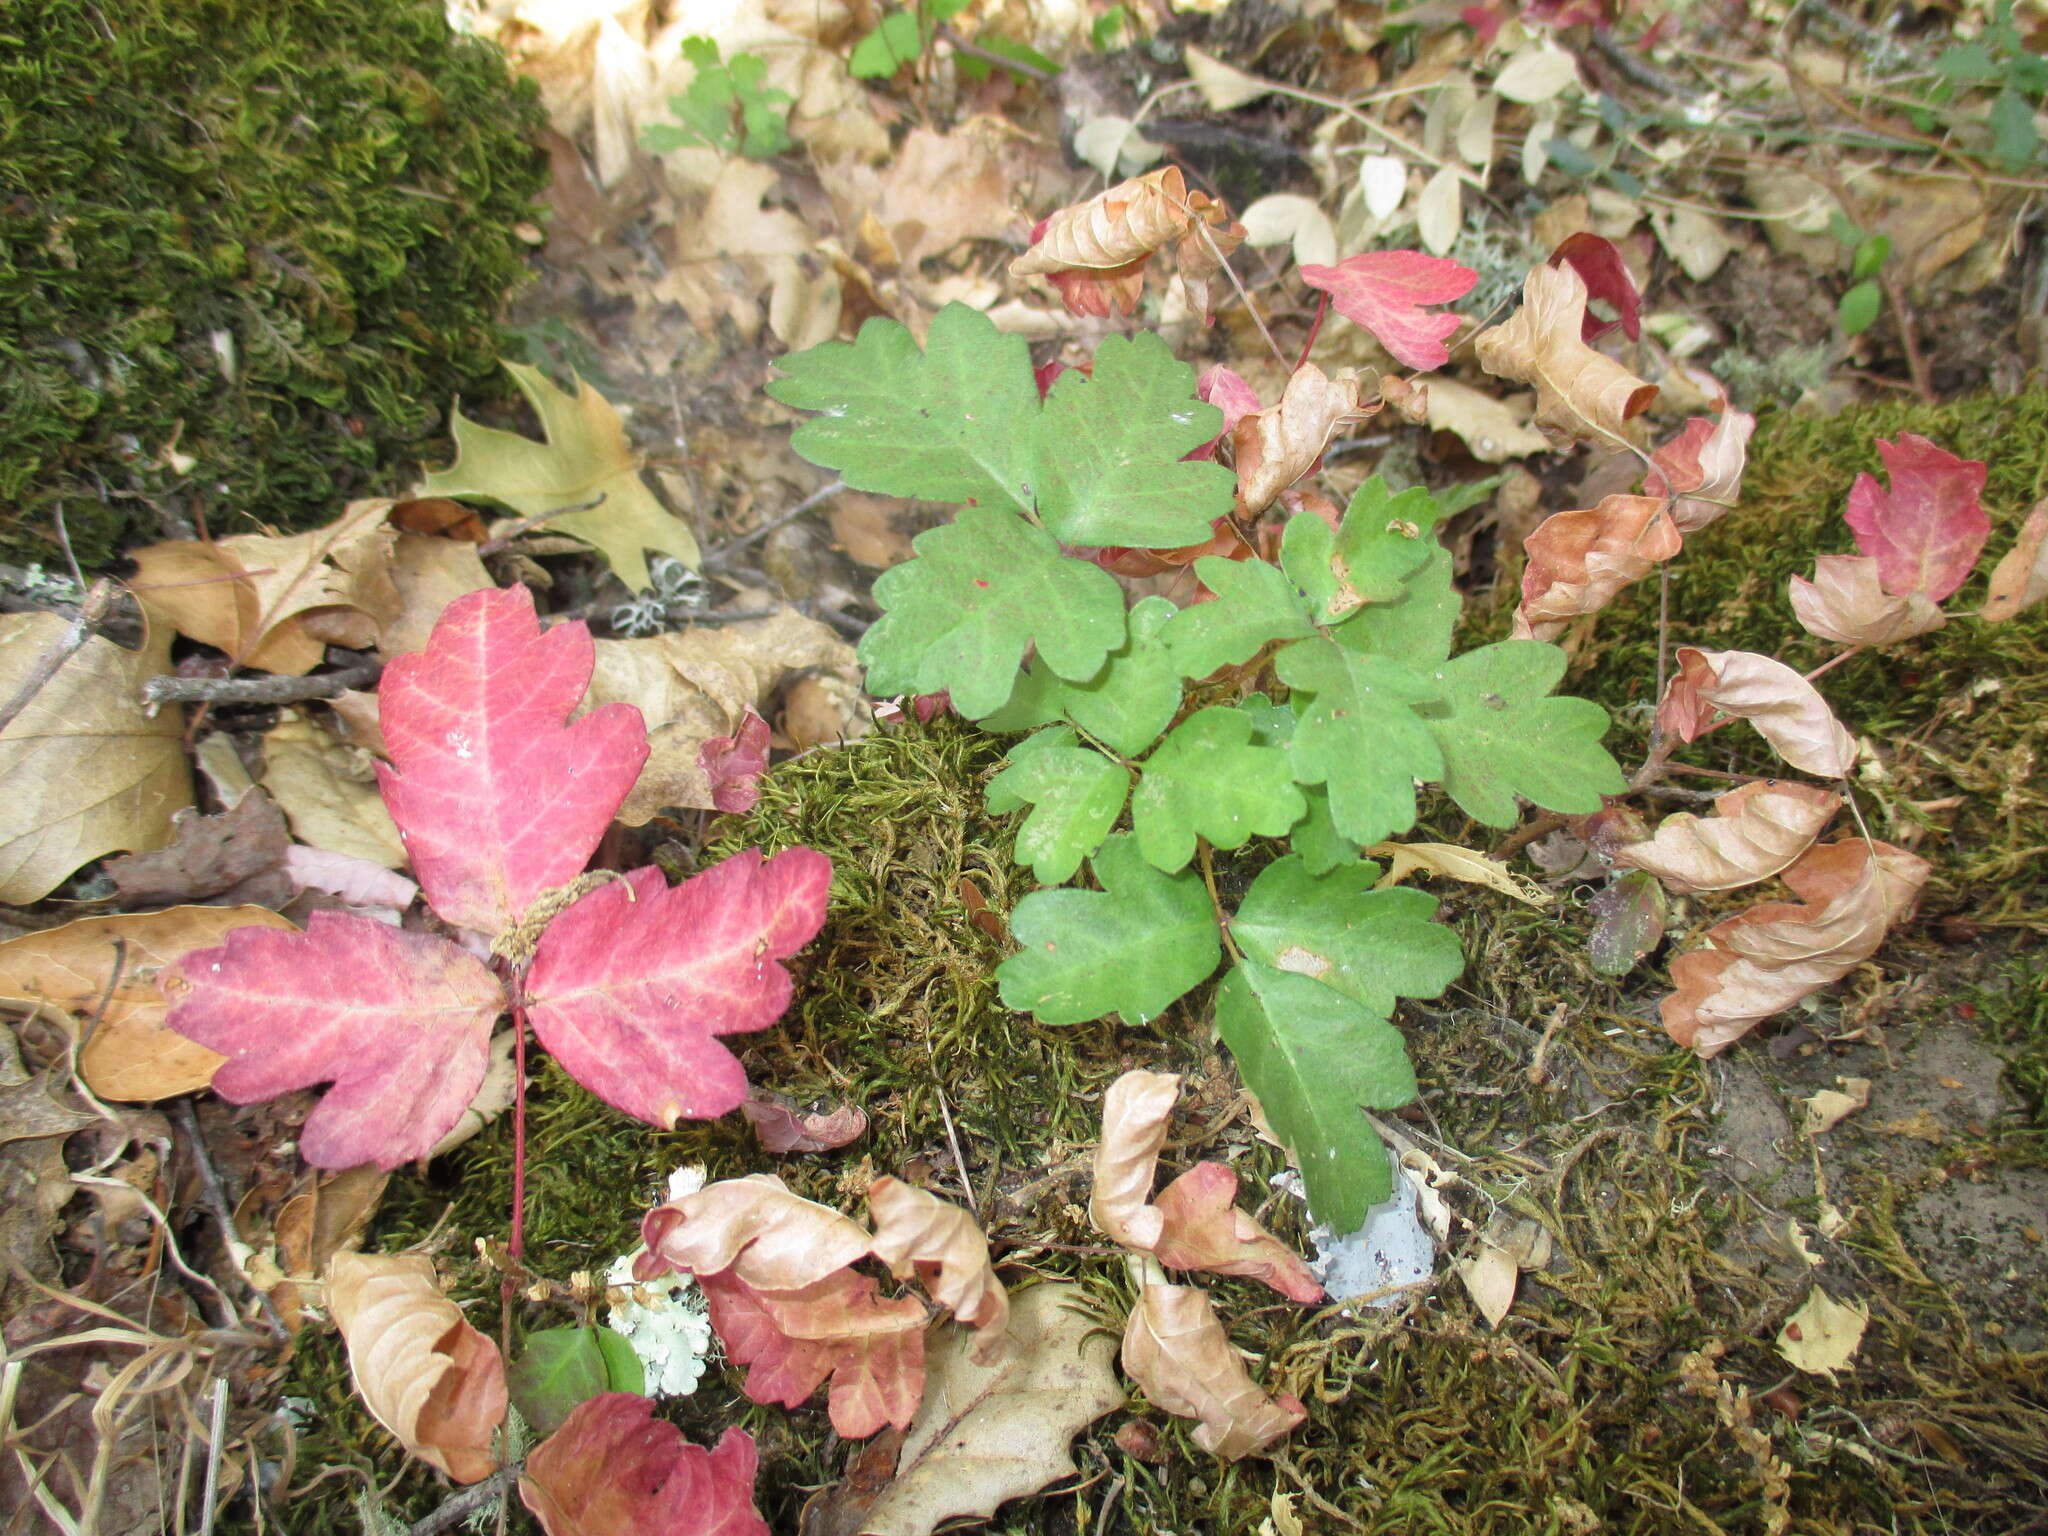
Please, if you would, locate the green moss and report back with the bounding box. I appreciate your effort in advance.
[1,0,547,567]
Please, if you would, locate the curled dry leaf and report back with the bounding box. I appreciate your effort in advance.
[740,1087,867,1154]
[1645,408,1757,533]
[1802,1076,1871,1136]
[1661,838,1931,1056]
[1513,494,1681,641]
[1230,364,1362,517]
[104,789,293,910]
[638,1172,872,1291]
[1547,231,1640,341]
[1789,554,1947,647]
[1980,497,2048,623]
[521,1394,769,1536]
[326,1251,506,1483]
[1473,262,1657,449]
[1367,840,1550,906]
[1843,434,1990,603]
[1121,1273,1306,1460]
[867,1176,1009,1353]
[1657,649,1857,779]
[1011,167,1244,322]
[1088,1070,1180,1253]
[1612,780,1842,895]
[1776,1288,1869,1383]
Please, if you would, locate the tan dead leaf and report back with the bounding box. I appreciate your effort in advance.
[1231,363,1362,516]
[1802,1077,1872,1136]
[1474,263,1658,449]
[266,1163,392,1331]
[1657,649,1858,779]
[420,363,698,592]
[1088,1070,1181,1252]
[0,607,191,904]
[1261,1491,1307,1536]
[867,1176,1008,1355]
[657,158,816,341]
[1426,378,1550,462]
[639,1172,873,1292]
[129,499,400,674]
[1493,44,1582,103]
[1776,1287,1868,1383]
[1612,780,1843,895]
[1011,166,1243,322]
[1661,838,1931,1057]
[1456,1244,1519,1329]
[768,257,843,353]
[1367,841,1551,905]
[261,713,407,868]
[1512,494,1682,641]
[1237,194,1339,270]
[818,125,1021,272]
[376,536,494,661]
[1183,45,1271,111]
[828,494,913,569]
[0,906,294,1100]
[327,1251,507,1483]
[1789,555,1947,648]
[1980,498,2048,623]
[1121,1270,1306,1461]
[1650,204,1736,281]
[839,1283,1124,1536]
[780,673,864,752]
[585,605,861,823]
[1647,409,1758,533]
[1415,166,1464,256]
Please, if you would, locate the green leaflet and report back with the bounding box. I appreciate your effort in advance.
[1413,641,1628,826]
[858,507,1125,716]
[998,834,1220,1025]
[1281,479,1447,623]
[1332,543,1458,668]
[1292,789,1362,875]
[984,597,1183,756]
[986,727,1129,884]
[1215,959,1417,1227]
[1275,638,1444,848]
[1161,555,1317,679]
[766,305,1036,513]
[507,1326,644,1437]
[1231,855,1463,1017]
[1131,705,1305,873]
[1030,335,1235,548]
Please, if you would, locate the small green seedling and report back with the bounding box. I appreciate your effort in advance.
[642,36,793,160]
[850,0,1056,83]
[1830,214,1891,339]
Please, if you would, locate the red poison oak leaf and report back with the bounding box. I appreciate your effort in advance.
[377,586,648,935]
[1843,434,1990,602]
[1151,1162,1324,1303]
[1297,251,1478,372]
[700,1268,926,1439]
[699,709,772,814]
[162,914,503,1169]
[522,851,832,1129]
[1547,232,1641,341]
[521,1394,769,1536]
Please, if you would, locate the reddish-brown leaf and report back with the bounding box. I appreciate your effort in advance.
[1843,434,1989,602]
[1789,555,1947,647]
[699,709,772,814]
[1121,1275,1306,1461]
[1547,232,1641,341]
[741,1087,869,1154]
[1656,649,1856,779]
[867,1176,1009,1354]
[521,1395,768,1536]
[1474,263,1658,448]
[1150,1163,1323,1304]
[1981,497,2048,623]
[638,1172,873,1290]
[702,1269,926,1439]
[1513,494,1681,641]
[1612,780,1842,894]
[1645,408,1756,533]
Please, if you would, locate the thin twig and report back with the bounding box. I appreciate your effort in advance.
[935,25,1054,81]
[198,1376,227,1536]
[0,578,119,734]
[141,660,383,708]
[706,479,847,564]
[476,494,609,557]
[933,1083,979,1220]
[407,1466,520,1536]
[170,1099,289,1341]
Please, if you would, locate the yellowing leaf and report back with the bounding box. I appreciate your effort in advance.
[0,607,191,904]
[1776,1287,1868,1382]
[261,714,407,869]
[422,362,699,591]
[1368,841,1550,905]
[1182,45,1270,111]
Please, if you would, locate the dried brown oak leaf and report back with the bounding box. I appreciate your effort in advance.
[1512,494,1681,641]
[1231,364,1365,517]
[1474,263,1657,450]
[1121,1267,1306,1461]
[327,1251,506,1483]
[1789,554,1948,647]
[868,1176,1009,1358]
[1660,838,1930,1057]
[1612,780,1842,895]
[1011,166,1244,322]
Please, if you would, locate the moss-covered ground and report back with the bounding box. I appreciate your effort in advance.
[266,393,2048,1536]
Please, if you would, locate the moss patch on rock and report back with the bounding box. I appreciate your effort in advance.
[1,0,547,568]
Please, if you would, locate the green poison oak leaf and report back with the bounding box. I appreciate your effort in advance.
[1282,480,1447,623]
[520,1395,769,1536]
[1230,856,1462,1017]
[1029,333,1233,547]
[423,363,700,591]
[509,1326,645,1437]
[1131,706,1305,873]
[159,914,504,1168]
[1162,556,1317,679]
[983,597,1183,755]
[1215,959,1418,1226]
[1413,642,1626,826]
[768,305,1037,513]
[1276,639,1444,847]
[986,728,1129,885]
[376,585,648,935]
[999,835,1220,1025]
[859,507,1125,717]
[162,586,831,1168]
[1333,544,1458,667]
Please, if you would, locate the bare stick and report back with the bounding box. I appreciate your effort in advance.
[933,1083,979,1220]
[706,480,847,564]
[0,578,119,734]
[198,1376,228,1536]
[407,1466,519,1536]
[476,494,608,557]
[936,25,1053,81]
[170,1098,289,1341]
[142,660,382,708]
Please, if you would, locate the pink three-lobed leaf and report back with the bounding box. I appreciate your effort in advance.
[1297,251,1478,372]
[163,585,833,1169]
[1842,434,1990,603]
[377,584,649,936]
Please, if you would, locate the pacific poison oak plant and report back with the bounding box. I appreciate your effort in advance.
[768,302,1629,1231]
